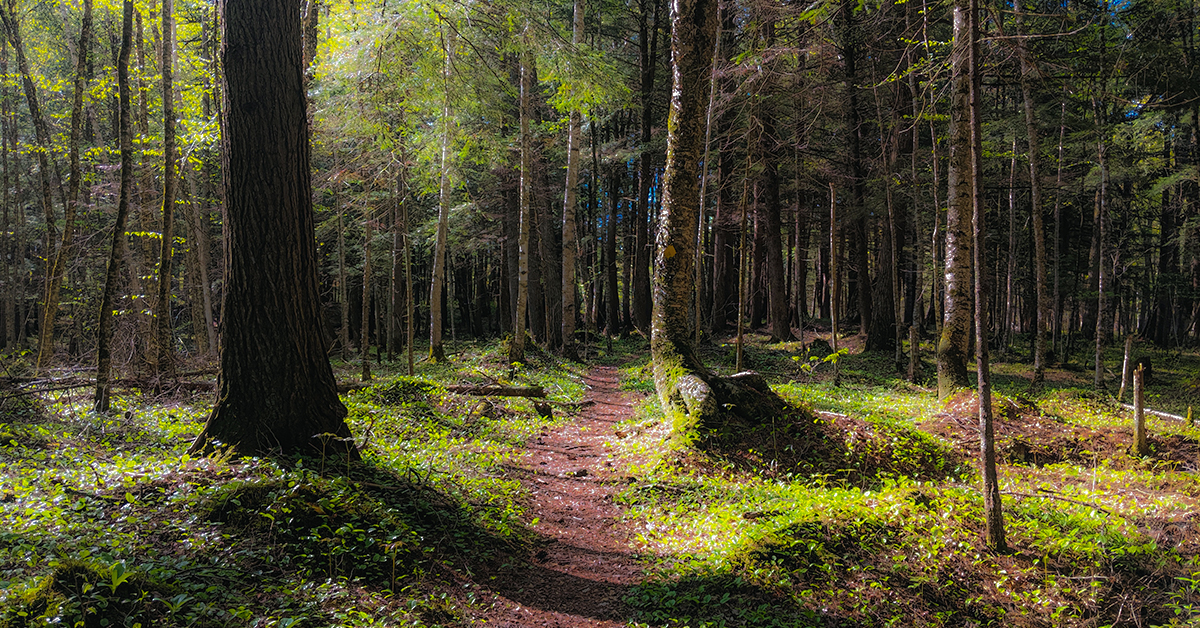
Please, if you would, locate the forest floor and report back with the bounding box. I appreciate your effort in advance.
[3,332,1200,627]
[477,366,646,627]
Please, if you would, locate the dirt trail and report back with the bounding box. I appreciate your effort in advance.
[480,366,645,628]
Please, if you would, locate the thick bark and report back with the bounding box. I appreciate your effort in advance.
[154,0,177,379]
[937,3,974,399]
[189,0,353,458]
[95,0,134,413]
[36,0,91,370]
[652,0,787,432]
[561,0,584,360]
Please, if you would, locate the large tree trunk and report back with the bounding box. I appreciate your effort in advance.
[95,0,134,413]
[937,2,974,399]
[560,0,584,360]
[189,0,354,458]
[652,0,787,432]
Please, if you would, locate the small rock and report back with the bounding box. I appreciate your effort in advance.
[566,468,588,478]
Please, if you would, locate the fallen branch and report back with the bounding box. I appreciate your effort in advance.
[444,384,546,398]
[1003,490,1113,516]
[1118,403,1188,423]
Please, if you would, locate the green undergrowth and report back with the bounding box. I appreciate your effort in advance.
[615,337,1200,628]
[0,339,583,627]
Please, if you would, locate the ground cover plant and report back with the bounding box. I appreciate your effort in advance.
[0,340,583,627]
[1,334,1199,627]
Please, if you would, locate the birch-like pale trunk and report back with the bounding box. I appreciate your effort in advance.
[561,0,584,360]
[430,29,454,362]
[509,33,533,363]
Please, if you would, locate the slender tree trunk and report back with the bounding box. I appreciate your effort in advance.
[402,168,414,375]
[1,2,66,370]
[1015,0,1049,387]
[183,169,214,355]
[605,169,620,337]
[431,29,454,362]
[1053,98,1066,358]
[1004,138,1017,351]
[937,2,974,398]
[337,183,350,359]
[96,0,134,413]
[969,0,1005,552]
[509,34,533,362]
[561,0,584,360]
[34,0,91,370]
[153,0,177,378]
[361,208,372,381]
[633,0,660,333]
[1094,107,1109,389]
[830,183,841,382]
[0,40,9,350]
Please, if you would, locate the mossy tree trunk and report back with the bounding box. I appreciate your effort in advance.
[189,0,354,459]
[937,1,974,399]
[95,0,134,413]
[652,0,787,433]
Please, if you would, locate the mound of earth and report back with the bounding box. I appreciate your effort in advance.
[923,391,1200,470]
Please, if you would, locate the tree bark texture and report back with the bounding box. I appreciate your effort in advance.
[969,0,1005,552]
[509,37,533,362]
[1015,0,1050,389]
[94,0,134,413]
[431,28,454,362]
[154,0,177,378]
[560,0,584,360]
[937,2,974,399]
[36,0,91,371]
[652,0,787,432]
[189,0,353,458]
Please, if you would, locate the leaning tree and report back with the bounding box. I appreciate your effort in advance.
[189,0,356,458]
[650,0,788,433]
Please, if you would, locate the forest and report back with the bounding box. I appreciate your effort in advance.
[1,0,1199,624]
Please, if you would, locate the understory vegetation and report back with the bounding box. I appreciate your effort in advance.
[2,334,1200,627]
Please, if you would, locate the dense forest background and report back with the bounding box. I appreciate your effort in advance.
[1,0,1197,380]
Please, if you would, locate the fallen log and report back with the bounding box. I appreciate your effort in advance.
[444,384,546,398]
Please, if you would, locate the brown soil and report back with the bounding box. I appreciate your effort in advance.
[476,366,646,627]
[922,391,1200,470]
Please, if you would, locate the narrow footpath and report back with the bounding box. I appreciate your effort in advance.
[480,366,645,628]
